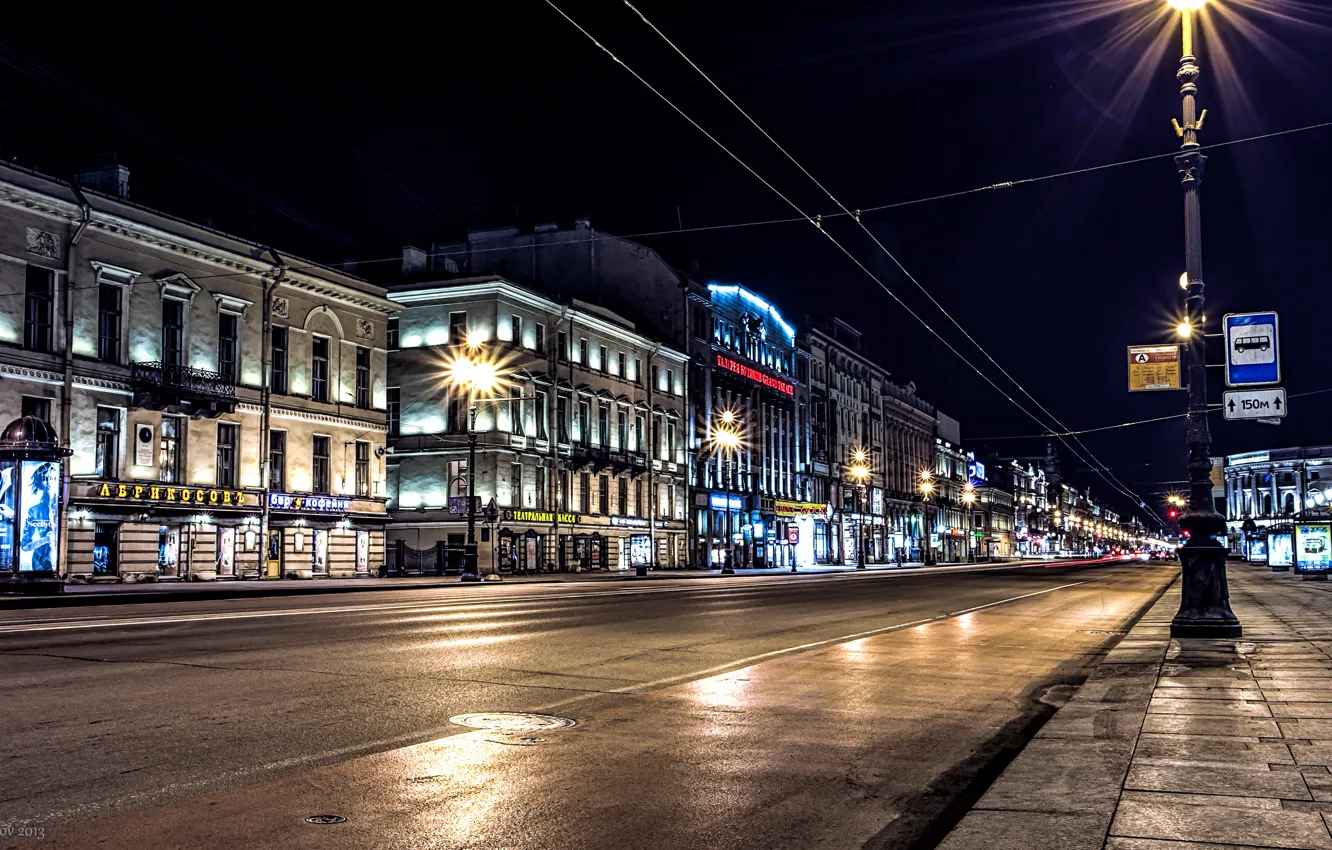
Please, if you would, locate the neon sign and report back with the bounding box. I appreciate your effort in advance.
[715,354,794,396]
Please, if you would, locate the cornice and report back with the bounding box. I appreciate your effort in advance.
[237,402,387,432]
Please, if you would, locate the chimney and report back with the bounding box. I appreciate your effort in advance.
[402,246,427,277]
[74,164,130,199]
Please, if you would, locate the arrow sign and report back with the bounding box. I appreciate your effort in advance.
[1223,388,1287,421]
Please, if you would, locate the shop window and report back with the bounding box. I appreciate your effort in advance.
[216,527,236,577]
[95,407,120,479]
[269,430,286,491]
[159,416,183,484]
[355,441,370,498]
[312,435,330,494]
[311,336,329,403]
[93,523,118,575]
[356,530,370,573]
[312,529,328,573]
[158,526,181,577]
[216,422,238,488]
[355,346,371,409]
[270,327,288,394]
[24,265,54,353]
[98,283,122,364]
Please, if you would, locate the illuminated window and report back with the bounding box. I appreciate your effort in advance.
[355,346,370,408]
[311,336,329,403]
[95,407,119,479]
[216,422,238,488]
[355,441,370,498]
[271,327,288,394]
[159,416,183,484]
[98,284,122,364]
[269,430,286,491]
[218,312,239,382]
[162,299,185,367]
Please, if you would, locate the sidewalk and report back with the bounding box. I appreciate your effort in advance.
[0,559,1008,609]
[941,561,1332,850]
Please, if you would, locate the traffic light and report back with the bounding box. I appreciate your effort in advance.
[1167,509,1179,520]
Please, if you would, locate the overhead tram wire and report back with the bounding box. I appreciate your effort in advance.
[622,1,1160,522]
[973,387,1332,441]
[543,0,1163,526]
[7,118,1326,303]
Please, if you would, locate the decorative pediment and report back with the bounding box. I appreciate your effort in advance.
[212,292,255,314]
[157,272,201,303]
[90,260,141,287]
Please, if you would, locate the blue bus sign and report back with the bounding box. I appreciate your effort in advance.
[1224,312,1280,387]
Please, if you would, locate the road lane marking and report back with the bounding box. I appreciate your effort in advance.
[0,559,1132,635]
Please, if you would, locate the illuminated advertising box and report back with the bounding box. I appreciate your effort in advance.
[1266,533,1291,568]
[1295,523,1332,573]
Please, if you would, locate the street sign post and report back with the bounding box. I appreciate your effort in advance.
[1225,312,1280,387]
[1127,344,1182,392]
[1223,388,1287,421]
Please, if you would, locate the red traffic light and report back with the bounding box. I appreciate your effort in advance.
[1167,510,1178,519]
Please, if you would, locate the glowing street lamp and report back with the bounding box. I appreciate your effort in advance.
[711,410,744,575]
[1158,0,1238,637]
[918,470,937,566]
[849,449,871,569]
[444,343,509,582]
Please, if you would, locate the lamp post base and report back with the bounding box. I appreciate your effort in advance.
[635,566,648,577]
[1171,540,1242,638]
[460,543,481,583]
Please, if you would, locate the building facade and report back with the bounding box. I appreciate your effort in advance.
[1225,446,1332,559]
[386,276,689,572]
[0,163,394,582]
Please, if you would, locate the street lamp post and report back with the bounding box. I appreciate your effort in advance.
[962,483,977,563]
[462,403,481,581]
[919,471,935,566]
[1165,0,1241,638]
[445,336,505,584]
[850,449,871,569]
[712,410,742,575]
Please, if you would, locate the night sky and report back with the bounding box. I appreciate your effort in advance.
[2,1,1330,523]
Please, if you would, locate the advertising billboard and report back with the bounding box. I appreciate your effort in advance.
[1296,524,1332,573]
[0,463,14,572]
[18,460,60,572]
[1268,535,1289,570]
[630,534,651,567]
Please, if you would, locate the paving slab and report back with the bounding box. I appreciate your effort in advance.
[1142,714,1282,737]
[1110,798,1332,849]
[936,811,1111,850]
[1149,698,1274,717]
[1125,762,1311,799]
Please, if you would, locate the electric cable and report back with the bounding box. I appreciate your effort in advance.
[620,0,1162,522]
[547,0,1164,525]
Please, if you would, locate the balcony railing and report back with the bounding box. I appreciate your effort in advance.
[131,361,236,416]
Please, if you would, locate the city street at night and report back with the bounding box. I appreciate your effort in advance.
[1,560,1170,848]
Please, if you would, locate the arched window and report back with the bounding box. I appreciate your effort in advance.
[1285,493,1296,515]
[1263,493,1274,517]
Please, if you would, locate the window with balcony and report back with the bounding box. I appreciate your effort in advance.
[159,416,183,484]
[535,391,548,440]
[312,435,330,494]
[510,385,523,436]
[218,312,239,383]
[598,404,609,449]
[24,266,54,353]
[557,396,569,443]
[95,407,119,479]
[311,336,330,403]
[355,346,370,408]
[355,441,370,497]
[269,430,286,491]
[216,422,238,488]
[271,327,288,394]
[578,400,590,446]
[98,284,122,364]
[162,299,185,367]
[617,410,627,451]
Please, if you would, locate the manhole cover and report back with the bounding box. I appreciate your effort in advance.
[304,814,347,825]
[449,712,576,732]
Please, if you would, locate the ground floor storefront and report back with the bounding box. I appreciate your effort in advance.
[691,494,824,569]
[65,481,386,582]
[389,509,688,575]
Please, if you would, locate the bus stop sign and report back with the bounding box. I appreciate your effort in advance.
[1225,312,1280,387]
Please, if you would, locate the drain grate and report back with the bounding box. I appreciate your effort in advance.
[449,712,576,732]
[304,814,348,825]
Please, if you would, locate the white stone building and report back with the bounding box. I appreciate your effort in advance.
[386,275,689,572]
[0,162,395,582]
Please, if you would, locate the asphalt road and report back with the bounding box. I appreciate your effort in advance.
[0,559,1175,849]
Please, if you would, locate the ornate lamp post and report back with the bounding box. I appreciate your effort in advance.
[849,449,871,569]
[711,409,743,575]
[1162,0,1241,637]
[919,471,936,566]
[445,336,504,583]
[961,482,977,562]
